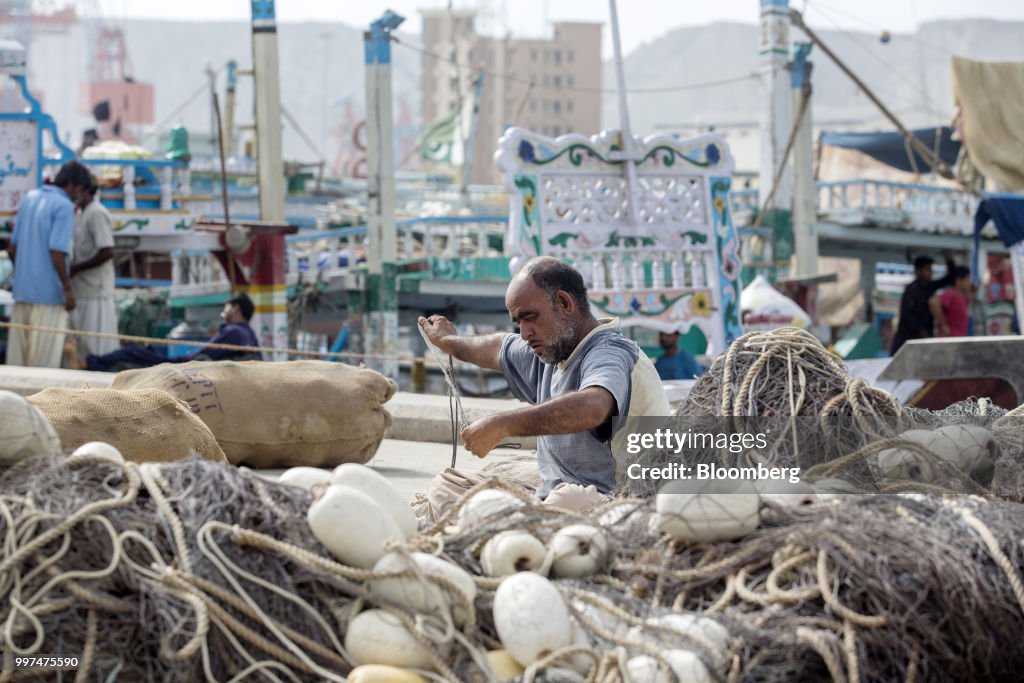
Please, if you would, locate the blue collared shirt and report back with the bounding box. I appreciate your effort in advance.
[11,185,75,305]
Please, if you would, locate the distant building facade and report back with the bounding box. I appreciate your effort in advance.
[420,9,601,185]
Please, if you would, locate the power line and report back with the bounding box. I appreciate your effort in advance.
[140,63,228,144]
[393,37,758,95]
[800,4,947,119]
[804,0,953,56]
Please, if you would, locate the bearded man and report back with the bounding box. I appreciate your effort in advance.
[418,256,669,515]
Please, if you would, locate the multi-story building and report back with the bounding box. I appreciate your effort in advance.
[420,9,602,185]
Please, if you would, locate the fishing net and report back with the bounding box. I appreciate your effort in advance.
[0,455,1022,682]
[680,328,906,459]
[4,328,1024,682]
[621,328,1024,501]
[424,478,1024,683]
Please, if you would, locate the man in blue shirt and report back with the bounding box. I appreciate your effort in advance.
[654,331,702,381]
[73,293,262,372]
[6,161,92,367]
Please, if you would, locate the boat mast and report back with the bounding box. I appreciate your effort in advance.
[607,0,640,234]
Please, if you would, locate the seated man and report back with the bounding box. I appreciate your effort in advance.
[654,330,702,380]
[76,293,261,372]
[419,257,670,516]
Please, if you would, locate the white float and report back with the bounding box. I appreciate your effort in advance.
[457,489,524,530]
[70,441,124,464]
[493,572,572,666]
[480,530,548,577]
[656,480,760,543]
[331,463,418,538]
[548,524,608,579]
[0,390,61,465]
[278,466,331,491]
[370,551,477,627]
[344,609,439,670]
[307,485,404,569]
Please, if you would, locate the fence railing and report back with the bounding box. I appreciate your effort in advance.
[45,158,191,211]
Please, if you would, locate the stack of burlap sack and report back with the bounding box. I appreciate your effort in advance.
[5,361,395,467]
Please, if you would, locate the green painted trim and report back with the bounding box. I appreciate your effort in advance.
[169,292,235,308]
[529,142,616,166]
[638,144,712,168]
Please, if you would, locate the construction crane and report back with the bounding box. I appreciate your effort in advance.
[77,0,153,144]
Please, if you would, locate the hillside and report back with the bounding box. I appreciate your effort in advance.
[18,17,1024,165]
[603,19,1024,134]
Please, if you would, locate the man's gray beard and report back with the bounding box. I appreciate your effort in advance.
[539,315,578,364]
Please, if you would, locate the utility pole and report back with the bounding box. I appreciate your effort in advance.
[791,42,817,277]
[251,0,285,223]
[363,10,404,381]
[758,0,794,274]
[223,60,237,158]
[248,0,287,359]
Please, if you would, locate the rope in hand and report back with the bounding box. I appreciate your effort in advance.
[418,323,468,469]
[417,322,520,469]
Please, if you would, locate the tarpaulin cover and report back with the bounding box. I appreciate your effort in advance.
[952,56,1024,192]
[819,127,959,174]
[972,194,1024,284]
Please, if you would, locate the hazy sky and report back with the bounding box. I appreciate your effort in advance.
[92,0,1024,58]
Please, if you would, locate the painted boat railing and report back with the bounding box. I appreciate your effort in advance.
[44,157,192,211]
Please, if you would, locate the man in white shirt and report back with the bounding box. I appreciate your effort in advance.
[69,178,119,355]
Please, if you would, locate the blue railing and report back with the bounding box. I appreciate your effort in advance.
[44,157,192,212]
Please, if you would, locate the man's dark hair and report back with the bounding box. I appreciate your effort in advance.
[951,265,971,281]
[52,160,92,191]
[520,257,591,314]
[913,256,934,271]
[228,293,255,321]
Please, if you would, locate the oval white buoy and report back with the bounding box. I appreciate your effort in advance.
[629,613,731,654]
[278,466,331,491]
[345,609,440,670]
[656,480,760,543]
[370,551,477,627]
[308,485,404,568]
[493,572,572,666]
[874,425,998,483]
[625,651,712,683]
[755,479,819,508]
[332,463,418,539]
[874,447,938,482]
[457,489,524,530]
[549,524,608,579]
[70,441,124,464]
[480,530,548,577]
[0,390,61,465]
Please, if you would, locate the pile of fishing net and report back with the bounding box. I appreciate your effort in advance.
[2,456,1024,683]
[622,327,1024,501]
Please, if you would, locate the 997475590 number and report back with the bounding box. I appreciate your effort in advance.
[11,655,80,670]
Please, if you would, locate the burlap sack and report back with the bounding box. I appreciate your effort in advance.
[27,388,226,464]
[110,360,397,468]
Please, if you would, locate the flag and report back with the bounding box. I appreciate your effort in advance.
[420,86,476,166]
[420,109,458,164]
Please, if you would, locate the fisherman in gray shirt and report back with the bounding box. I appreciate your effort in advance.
[419,257,669,514]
